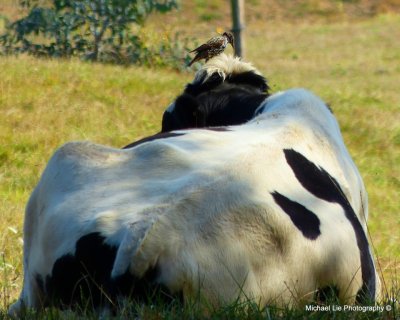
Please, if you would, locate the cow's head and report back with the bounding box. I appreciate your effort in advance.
[161,54,270,132]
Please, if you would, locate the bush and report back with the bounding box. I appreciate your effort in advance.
[0,0,192,69]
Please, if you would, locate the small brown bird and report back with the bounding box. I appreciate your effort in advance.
[188,32,234,66]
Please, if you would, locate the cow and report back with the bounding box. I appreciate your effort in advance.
[9,56,378,317]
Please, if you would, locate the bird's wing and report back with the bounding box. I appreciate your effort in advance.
[189,42,212,53]
[190,37,224,53]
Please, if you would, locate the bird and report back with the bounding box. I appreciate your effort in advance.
[188,32,234,66]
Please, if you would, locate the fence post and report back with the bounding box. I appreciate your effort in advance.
[230,0,245,58]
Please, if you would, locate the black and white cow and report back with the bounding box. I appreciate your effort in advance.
[9,56,378,317]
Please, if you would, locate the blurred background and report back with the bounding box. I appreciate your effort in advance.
[1,0,400,68]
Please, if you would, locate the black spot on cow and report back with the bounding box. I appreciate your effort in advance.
[284,149,343,204]
[271,192,321,240]
[44,232,182,310]
[283,148,376,303]
[161,69,269,132]
[45,233,118,309]
[123,132,185,149]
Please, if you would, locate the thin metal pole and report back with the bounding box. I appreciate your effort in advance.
[231,0,245,58]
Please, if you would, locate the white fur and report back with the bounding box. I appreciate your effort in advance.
[9,89,377,315]
[193,53,262,84]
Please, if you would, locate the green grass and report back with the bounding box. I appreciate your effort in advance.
[1,12,400,320]
[0,293,399,319]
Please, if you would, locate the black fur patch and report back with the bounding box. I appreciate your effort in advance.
[271,192,321,240]
[185,72,225,96]
[161,94,204,132]
[44,232,182,310]
[110,266,182,306]
[197,84,268,127]
[161,69,269,132]
[123,132,185,149]
[45,233,117,308]
[162,85,267,132]
[283,148,376,303]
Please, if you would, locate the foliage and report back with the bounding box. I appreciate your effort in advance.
[0,0,192,68]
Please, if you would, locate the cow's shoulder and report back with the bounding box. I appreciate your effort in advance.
[51,141,127,165]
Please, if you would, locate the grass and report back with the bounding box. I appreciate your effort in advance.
[0,292,399,319]
[0,6,400,320]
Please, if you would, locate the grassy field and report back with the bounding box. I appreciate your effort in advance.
[0,5,399,319]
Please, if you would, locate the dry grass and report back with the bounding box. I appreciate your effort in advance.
[0,6,399,317]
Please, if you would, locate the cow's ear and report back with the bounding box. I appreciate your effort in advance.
[111,218,161,279]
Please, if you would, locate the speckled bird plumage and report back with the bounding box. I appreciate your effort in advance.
[188,32,234,66]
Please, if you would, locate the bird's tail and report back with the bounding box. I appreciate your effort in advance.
[187,56,197,67]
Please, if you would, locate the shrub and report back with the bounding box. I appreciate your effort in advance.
[0,0,191,69]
